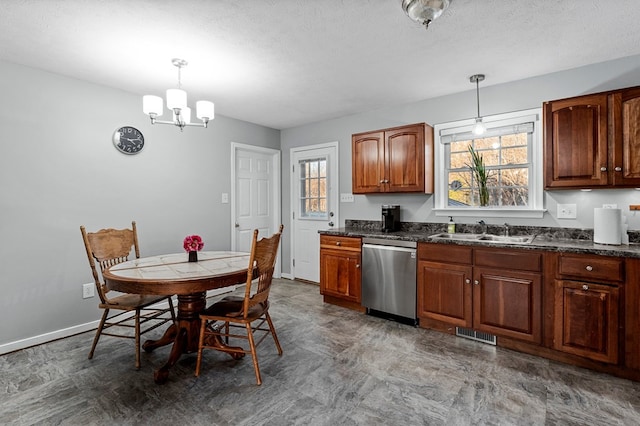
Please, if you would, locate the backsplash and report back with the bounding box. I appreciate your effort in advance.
[344,220,640,244]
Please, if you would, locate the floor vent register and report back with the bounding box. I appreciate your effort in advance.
[455,327,497,345]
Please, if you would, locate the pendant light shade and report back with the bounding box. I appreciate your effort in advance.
[166,88,187,111]
[142,95,163,117]
[196,100,215,121]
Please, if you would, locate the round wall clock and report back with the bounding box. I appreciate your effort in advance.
[113,126,144,155]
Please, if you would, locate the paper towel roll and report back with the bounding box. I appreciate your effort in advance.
[594,208,621,245]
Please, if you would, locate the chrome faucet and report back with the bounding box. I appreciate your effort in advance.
[477,220,487,234]
[504,223,510,236]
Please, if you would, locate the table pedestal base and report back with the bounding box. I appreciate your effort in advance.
[142,292,244,384]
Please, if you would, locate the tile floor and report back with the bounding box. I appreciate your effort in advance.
[1,279,640,425]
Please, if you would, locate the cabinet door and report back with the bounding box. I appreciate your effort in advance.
[385,124,425,192]
[320,248,361,303]
[473,267,542,343]
[544,94,609,188]
[553,279,619,364]
[417,261,472,327]
[352,131,385,193]
[611,87,640,186]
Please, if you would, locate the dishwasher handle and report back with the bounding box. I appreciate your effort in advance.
[362,243,417,254]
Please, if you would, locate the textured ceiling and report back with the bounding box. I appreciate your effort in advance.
[2,0,640,129]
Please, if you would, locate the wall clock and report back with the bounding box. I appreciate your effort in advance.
[113,126,144,155]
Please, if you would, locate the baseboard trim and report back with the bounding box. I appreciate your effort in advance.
[0,287,240,356]
[0,320,99,355]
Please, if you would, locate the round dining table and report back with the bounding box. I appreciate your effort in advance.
[102,251,251,384]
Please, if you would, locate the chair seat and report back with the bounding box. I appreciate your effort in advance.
[202,298,268,321]
[100,293,168,310]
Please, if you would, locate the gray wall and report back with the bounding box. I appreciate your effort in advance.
[4,53,640,348]
[280,54,640,275]
[0,61,280,347]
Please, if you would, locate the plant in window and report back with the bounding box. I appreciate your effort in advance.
[467,145,490,206]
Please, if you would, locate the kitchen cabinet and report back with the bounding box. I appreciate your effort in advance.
[552,253,623,364]
[544,85,640,189]
[352,123,434,194]
[319,235,363,311]
[417,243,542,343]
[417,244,473,328]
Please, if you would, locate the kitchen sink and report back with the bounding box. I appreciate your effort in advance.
[429,233,535,245]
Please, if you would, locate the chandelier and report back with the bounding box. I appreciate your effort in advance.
[401,0,451,29]
[470,74,486,136]
[142,58,214,131]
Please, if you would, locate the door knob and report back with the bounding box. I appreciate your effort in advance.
[328,222,334,227]
[235,222,239,228]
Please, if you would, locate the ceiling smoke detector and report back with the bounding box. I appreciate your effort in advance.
[401,0,451,29]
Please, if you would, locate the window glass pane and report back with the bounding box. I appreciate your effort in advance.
[445,132,530,207]
[299,158,328,218]
[501,133,526,147]
[501,146,528,165]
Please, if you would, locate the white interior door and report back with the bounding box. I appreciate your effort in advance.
[291,143,339,283]
[231,143,281,274]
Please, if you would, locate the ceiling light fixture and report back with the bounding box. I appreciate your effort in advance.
[142,58,214,131]
[470,74,486,136]
[401,0,451,29]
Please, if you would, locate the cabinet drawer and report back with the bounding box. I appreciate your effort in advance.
[474,248,542,272]
[320,235,361,251]
[418,243,472,264]
[557,254,624,282]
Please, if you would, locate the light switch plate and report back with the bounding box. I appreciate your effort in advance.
[557,203,577,219]
[340,193,354,203]
[221,193,229,204]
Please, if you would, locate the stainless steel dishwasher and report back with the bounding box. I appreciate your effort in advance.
[361,238,417,324]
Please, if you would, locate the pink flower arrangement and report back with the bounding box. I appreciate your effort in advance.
[183,235,204,252]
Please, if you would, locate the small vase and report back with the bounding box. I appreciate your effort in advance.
[188,251,198,262]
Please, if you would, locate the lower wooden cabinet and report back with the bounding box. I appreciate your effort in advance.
[552,253,624,364]
[553,279,619,364]
[417,243,542,344]
[474,266,542,343]
[319,235,363,311]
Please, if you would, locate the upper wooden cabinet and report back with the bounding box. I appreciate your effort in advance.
[352,123,434,194]
[544,86,640,189]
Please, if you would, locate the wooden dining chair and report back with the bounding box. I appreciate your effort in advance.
[195,224,284,385]
[80,221,176,369]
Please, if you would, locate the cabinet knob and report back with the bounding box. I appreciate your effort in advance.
[465,279,471,284]
[615,166,622,172]
[600,167,607,172]
[474,280,479,285]
[335,241,341,246]
[585,265,593,271]
[379,180,385,184]
[356,264,360,268]
[582,284,589,291]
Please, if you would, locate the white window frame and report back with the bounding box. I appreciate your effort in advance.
[433,108,545,219]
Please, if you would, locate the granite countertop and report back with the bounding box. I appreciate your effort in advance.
[320,220,640,259]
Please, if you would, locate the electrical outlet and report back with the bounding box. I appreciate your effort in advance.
[557,203,577,219]
[221,193,229,204]
[340,193,355,203]
[82,283,94,299]
[602,204,618,209]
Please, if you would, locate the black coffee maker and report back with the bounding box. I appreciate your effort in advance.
[381,205,400,232]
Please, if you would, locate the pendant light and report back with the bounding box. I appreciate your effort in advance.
[143,58,214,131]
[470,74,486,136]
